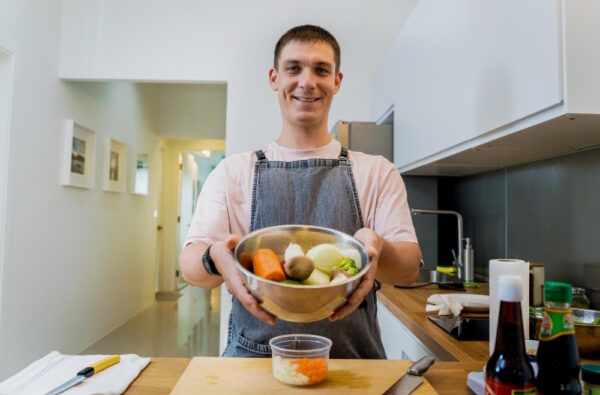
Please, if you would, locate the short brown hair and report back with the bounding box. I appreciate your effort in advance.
[274,25,341,72]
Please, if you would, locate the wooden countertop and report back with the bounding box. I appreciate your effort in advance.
[125,357,484,394]
[377,283,490,362]
[124,284,491,394]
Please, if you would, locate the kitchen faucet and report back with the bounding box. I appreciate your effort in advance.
[410,208,474,282]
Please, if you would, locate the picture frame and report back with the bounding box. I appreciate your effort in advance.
[103,138,127,193]
[61,119,96,189]
[133,153,149,195]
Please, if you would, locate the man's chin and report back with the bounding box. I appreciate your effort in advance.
[292,117,323,129]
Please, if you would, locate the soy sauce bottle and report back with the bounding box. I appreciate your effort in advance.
[536,281,581,394]
[486,275,536,394]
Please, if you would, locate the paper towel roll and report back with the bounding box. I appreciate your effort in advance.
[489,259,530,355]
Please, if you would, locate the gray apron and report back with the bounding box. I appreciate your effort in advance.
[223,147,386,359]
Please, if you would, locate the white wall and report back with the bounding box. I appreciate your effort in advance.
[59,0,418,155]
[158,83,227,139]
[0,43,16,376]
[0,0,162,378]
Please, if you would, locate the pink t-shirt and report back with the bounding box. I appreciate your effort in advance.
[184,139,418,246]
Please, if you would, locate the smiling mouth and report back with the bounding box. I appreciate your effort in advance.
[293,95,320,103]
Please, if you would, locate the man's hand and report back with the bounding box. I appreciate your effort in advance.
[329,228,381,321]
[213,235,276,325]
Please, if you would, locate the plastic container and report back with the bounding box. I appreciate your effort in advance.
[269,334,332,385]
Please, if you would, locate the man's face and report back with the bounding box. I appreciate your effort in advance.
[269,40,343,129]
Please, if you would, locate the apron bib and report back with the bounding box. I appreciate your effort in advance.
[223,147,386,359]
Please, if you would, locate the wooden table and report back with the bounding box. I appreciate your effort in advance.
[377,283,490,362]
[125,357,484,394]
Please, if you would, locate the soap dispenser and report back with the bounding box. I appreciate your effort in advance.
[463,237,474,282]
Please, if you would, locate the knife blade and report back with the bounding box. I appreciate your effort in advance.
[383,356,435,395]
[45,355,120,395]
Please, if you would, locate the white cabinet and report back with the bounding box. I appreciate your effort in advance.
[411,0,469,164]
[377,0,468,168]
[377,301,434,361]
[372,0,600,175]
[466,0,562,137]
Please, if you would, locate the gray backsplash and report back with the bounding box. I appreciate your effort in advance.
[404,146,600,308]
[403,176,438,271]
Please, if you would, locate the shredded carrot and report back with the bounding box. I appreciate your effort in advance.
[292,358,328,384]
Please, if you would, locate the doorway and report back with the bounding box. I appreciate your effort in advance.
[176,150,225,290]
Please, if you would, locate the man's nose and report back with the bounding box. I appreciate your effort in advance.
[298,69,317,89]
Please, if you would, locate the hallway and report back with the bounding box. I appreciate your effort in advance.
[83,286,221,358]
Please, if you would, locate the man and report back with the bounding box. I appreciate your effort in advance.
[180,25,422,358]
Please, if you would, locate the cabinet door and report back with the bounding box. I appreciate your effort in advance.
[466,0,562,137]
[378,301,433,361]
[390,5,427,168]
[414,0,469,162]
[380,0,468,168]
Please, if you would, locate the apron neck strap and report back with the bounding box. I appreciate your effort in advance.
[338,147,349,163]
[255,150,268,164]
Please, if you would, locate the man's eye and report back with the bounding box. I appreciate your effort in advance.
[287,66,299,72]
[317,68,330,75]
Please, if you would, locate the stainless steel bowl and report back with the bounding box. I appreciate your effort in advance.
[531,307,600,357]
[234,225,369,323]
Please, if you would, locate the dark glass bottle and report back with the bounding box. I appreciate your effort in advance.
[536,281,581,394]
[486,275,536,395]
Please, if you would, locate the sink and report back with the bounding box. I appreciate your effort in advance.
[418,270,458,284]
[396,270,462,289]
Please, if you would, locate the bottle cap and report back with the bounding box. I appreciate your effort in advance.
[498,275,523,302]
[581,364,600,385]
[544,281,572,304]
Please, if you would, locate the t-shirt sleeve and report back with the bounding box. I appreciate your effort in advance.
[374,161,419,244]
[183,161,231,247]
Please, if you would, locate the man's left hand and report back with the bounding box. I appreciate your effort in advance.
[329,228,381,322]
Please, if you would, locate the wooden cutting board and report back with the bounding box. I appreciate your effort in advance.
[170,357,437,394]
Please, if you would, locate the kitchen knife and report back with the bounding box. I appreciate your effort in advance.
[45,355,120,395]
[383,355,435,395]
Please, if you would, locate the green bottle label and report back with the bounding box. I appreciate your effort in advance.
[539,308,575,341]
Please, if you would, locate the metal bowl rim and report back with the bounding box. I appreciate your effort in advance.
[233,224,370,288]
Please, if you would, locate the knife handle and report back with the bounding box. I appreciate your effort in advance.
[92,355,120,374]
[77,355,120,377]
[407,356,435,376]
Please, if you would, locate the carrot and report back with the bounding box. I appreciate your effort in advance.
[252,249,286,281]
[293,358,328,384]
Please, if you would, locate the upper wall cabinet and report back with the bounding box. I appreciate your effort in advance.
[372,0,600,176]
[466,0,562,138]
[372,0,468,168]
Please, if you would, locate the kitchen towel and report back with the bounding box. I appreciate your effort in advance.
[0,351,150,395]
[426,293,490,316]
[489,259,529,355]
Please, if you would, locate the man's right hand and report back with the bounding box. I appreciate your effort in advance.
[212,235,276,325]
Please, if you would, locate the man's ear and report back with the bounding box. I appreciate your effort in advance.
[333,71,343,94]
[268,67,278,91]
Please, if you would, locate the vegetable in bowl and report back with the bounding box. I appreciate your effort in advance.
[251,242,361,286]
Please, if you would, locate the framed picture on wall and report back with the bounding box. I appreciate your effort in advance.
[103,138,127,193]
[61,119,96,189]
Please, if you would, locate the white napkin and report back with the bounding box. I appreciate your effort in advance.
[0,351,150,395]
[426,293,490,317]
[426,294,464,316]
